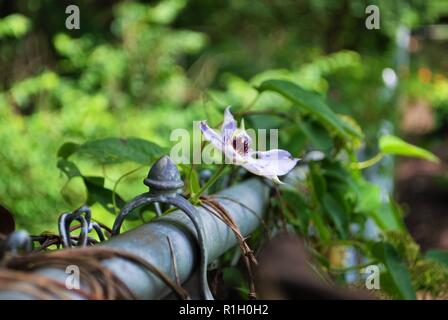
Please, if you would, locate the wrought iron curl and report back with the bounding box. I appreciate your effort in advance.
[58,205,107,248]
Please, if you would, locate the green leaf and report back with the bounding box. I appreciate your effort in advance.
[322,193,349,239]
[57,142,80,159]
[66,137,165,165]
[188,167,201,197]
[0,14,31,38]
[83,176,125,213]
[281,189,310,234]
[297,119,333,151]
[353,177,405,231]
[245,114,284,131]
[83,176,145,220]
[379,135,439,163]
[309,163,326,200]
[322,161,352,184]
[309,209,331,243]
[222,267,245,287]
[372,242,416,300]
[425,250,448,266]
[257,79,360,139]
[57,159,82,179]
[354,180,382,215]
[375,200,405,232]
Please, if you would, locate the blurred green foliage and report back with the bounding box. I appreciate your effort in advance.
[0,0,209,232]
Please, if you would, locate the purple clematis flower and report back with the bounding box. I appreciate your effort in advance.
[199,107,299,183]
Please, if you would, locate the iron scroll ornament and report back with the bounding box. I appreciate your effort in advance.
[111,156,213,300]
[58,205,107,248]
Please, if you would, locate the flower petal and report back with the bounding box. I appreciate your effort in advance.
[243,150,299,177]
[223,144,248,164]
[221,106,237,143]
[199,121,224,151]
[199,120,247,164]
[253,149,294,161]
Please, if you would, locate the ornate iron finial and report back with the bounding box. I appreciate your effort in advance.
[144,155,184,192]
[111,155,213,300]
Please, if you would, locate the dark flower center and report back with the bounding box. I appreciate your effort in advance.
[232,133,250,156]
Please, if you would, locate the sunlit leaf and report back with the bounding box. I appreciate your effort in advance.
[379,135,439,162]
[375,200,405,232]
[0,14,31,38]
[354,180,382,215]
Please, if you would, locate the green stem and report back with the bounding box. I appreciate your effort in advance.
[161,206,177,216]
[191,164,227,204]
[112,165,145,215]
[351,153,384,170]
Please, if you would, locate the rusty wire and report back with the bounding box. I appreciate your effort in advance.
[30,221,111,252]
[0,197,258,300]
[199,195,258,299]
[0,269,82,299]
[1,247,190,300]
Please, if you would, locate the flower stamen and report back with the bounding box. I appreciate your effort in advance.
[231,130,251,156]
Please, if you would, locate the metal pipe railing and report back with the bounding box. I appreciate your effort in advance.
[0,172,269,299]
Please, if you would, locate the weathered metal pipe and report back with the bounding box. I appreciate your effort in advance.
[0,177,269,299]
